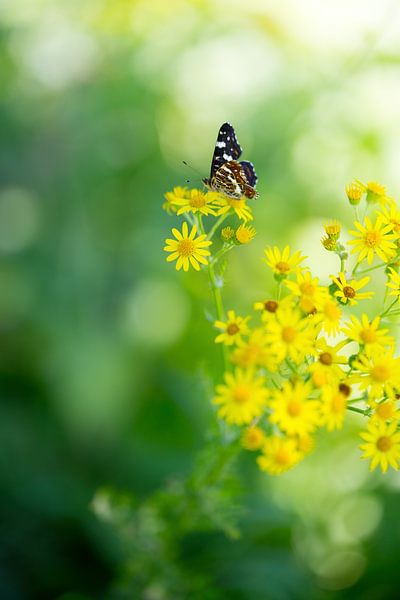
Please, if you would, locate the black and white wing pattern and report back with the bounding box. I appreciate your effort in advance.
[209,122,242,179]
[239,160,257,188]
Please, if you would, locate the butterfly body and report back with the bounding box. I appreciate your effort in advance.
[203,123,258,200]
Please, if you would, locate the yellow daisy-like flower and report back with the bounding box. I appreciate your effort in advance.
[330,272,373,306]
[377,200,400,236]
[360,420,400,472]
[324,220,341,240]
[316,296,342,336]
[221,226,235,242]
[257,436,301,475]
[348,216,397,265]
[253,296,293,323]
[365,181,388,204]
[265,306,316,365]
[264,246,306,278]
[172,189,219,216]
[235,223,256,244]
[164,222,212,271]
[386,268,400,300]
[352,348,400,400]
[163,186,187,213]
[269,380,320,437]
[231,329,277,372]
[342,314,394,350]
[371,399,400,424]
[285,270,326,314]
[320,385,347,431]
[214,310,250,346]
[215,196,253,222]
[321,235,337,252]
[309,339,348,388]
[241,426,265,451]
[346,180,365,205]
[213,369,268,425]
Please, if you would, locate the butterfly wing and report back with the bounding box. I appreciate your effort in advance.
[209,122,242,179]
[239,160,258,188]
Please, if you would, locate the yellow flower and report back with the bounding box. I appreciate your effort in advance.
[365,181,387,204]
[360,420,400,472]
[371,399,400,424]
[163,186,187,213]
[264,246,306,278]
[324,220,341,240]
[320,385,347,431]
[285,270,326,313]
[213,369,268,425]
[348,216,397,265]
[296,434,315,455]
[253,296,293,323]
[172,189,219,216]
[236,223,256,244]
[215,196,253,222]
[346,180,365,205]
[265,306,316,365]
[321,235,337,251]
[231,329,277,372]
[269,380,320,436]
[214,310,250,346]
[242,426,265,451]
[342,314,394,350]
[164,222,212,271]
[317,297,342,336]
[352,348,400,400]
[309,339,348,388]
[386,268,400,300]
[330,272,373,306]
[257,436,301,475]
[221,226,235,241]
[377,200,400,236]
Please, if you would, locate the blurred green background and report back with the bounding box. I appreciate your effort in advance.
[2,1,400,598]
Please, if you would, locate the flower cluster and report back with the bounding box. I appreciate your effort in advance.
[163,177,400,476]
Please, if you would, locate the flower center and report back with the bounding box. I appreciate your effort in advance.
[281,326,297,343]
[343,286,355,298]
[339,383,351,397]
[331,393,345,413]
[371,364,390,382]
[275,449,290,465]
[287,400,302,417]
[276,261,290,274]
[300,282,315,295]
[178,239,195,257]
[319,351,333,366]
[376,436,392,452]
[365,231,381,247]
[233,385,250,404]
[264,300,278,313]
[189,193,206,208]
[360,328,376,344]
[376,402,394,420]
[227,323,240,336]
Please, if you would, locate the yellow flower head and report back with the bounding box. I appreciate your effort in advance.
[221,226,235,242]
[346,180,365,205]
[353,347,400,400]
[269,380,320,437]
[324,220,341,240]
[231,329,277,372]
[253,295,293,323]
[264,246,306,278]
[377,200,400,235]
[330,272,373,306]
[236,223,256,244]
[214,310,250,346]
[215,196,253,222]
[163,186,188,213]
[164,221,212,271]
[371,399,400,424]
[285,270,326,313]
[309,339,348,388]
[213,369,268,426]
[317,297,342,336]
[386,268,400,300]
[342,314,394,350]
[321,235,337,252]
[366,181,387,204]
[172,188,219,216]
[242,426,265,451]
[320,385,347,431]
[265,306,316,365]
[360,420,400,472]
[257,436,301,475]
[348,215,397,265]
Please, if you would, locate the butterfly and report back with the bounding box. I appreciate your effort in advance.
[202,122,258,200]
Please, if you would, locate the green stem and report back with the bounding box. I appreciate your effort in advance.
[212,245,233,265]
[347,405,371,416]
[380,298,398,318]
[208,213,229,240]
[356,262,386,275]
